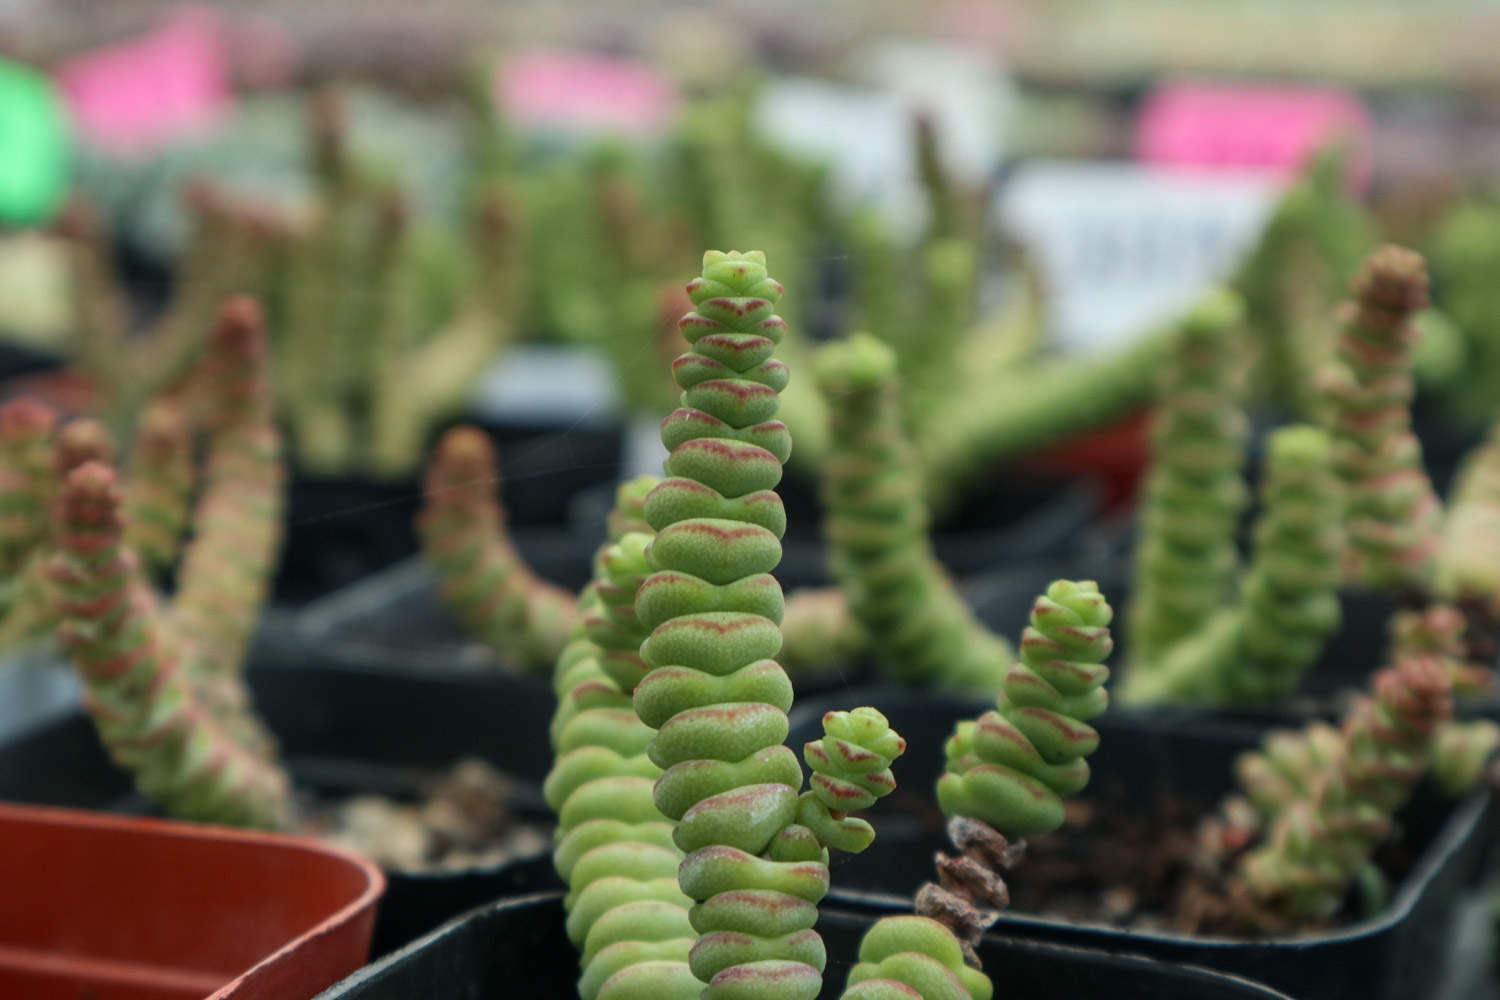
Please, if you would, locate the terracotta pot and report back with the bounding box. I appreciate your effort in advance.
[0,802,384,1000]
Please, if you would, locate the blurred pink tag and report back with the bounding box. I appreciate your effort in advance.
[1136,83,1371,192]
[56,6,230,158]
[499,51,677,136]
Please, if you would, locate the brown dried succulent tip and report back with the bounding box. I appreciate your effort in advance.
[947,815,1023,872]
[913,816,1025,968]
[1374,655,1452,735]
[56,461,123,532]
[53,420,115,477]
[1352,245,1429,316]
[0,398,56,444]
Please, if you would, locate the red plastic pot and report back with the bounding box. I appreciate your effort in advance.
[1026,406,1152,512]
[0,802,384,1000]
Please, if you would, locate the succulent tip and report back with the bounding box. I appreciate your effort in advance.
[0,398,56,442]
[432,426,496,484]
[1376,655,1453,734]
[137,402,190,457]
[57,460,123,529]
[1354,245,1429,312]
[814,333,897,395]
[54,420,115,476]
[212,296,268,360]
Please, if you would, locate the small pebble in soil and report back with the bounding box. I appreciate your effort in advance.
[302,758,552,873]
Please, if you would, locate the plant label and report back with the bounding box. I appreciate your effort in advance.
[498,51,677,139]
[1135,82,1370,192]
[55,7,230,158]
[999,160,1281,354]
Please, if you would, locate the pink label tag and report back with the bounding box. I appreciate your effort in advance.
[1136,83,1371,192]
[55,6,230,158]
[499,51,677,136]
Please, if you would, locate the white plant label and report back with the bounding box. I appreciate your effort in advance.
[754,41,1010,238]
[998,161,1283,354]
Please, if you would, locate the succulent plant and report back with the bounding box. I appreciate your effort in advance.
[270,90,523,478]
[1232,145,1374,417]
[1436,418,1500,622]
[1128,289,1250,665]
[628,249,831,998]
[48,297,291,828]
[1318,245,1444,594]
[417,435,862,680]
[814,332,1013,693]
[417,425,578,672]
[544,478,696,1000]
[835,579,1113,999]
[54,186,272,431]
[1123,423,1345,705]
[543,250,907,1000]
[1232,656,1453,927]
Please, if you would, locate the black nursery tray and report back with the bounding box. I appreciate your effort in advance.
[294,555,870,697]
[295,550,593,673]
[0,636,563,957]
[773,470,1100,590]
[789,687,1493,1000]
[312,891,1298,1000]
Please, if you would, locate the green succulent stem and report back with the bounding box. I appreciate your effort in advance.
[1123,425,1345,706]
[632,250,827,1000]
[1318,245,1443,593]
[892,581,1113,973]
[1437,418,1500,618]
[58,187,267,432]
[48,298,292,829]
[936,580,1114,839]
[814,332,1013,694]
[545,478,700,1000]
[416,426,578,672]
[1128,288,1249,667]
[920,319,1173,516]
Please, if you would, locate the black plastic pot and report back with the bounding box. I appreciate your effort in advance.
[295,551,591,676]
[0,339,63,382]
[296,556,864,697]
[313,891,1298,1000]
[0,639,560,957]
[790,687,1492,1000]
[276,419,619,604]
[979,540,1500,718]
[276,472,428,605]
[773,470,1100,589]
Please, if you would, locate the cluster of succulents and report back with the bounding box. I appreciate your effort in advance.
[15,42,1500,994]
[15,218,1494,1000]
[49,298,292,828]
